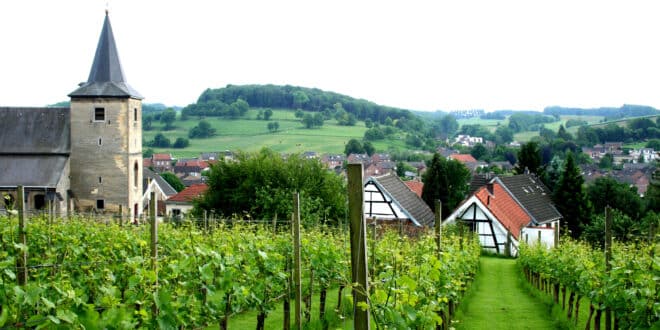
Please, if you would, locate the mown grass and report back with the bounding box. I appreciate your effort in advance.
[220,287,354,329]
[454,256,561,330]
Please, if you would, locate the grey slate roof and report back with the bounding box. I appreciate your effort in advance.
[498,174,562,224]
[0,107,70,154]
[143,168,178,197]
[69,13,142,99]
[368,173,435,226]
[0,107,70,188]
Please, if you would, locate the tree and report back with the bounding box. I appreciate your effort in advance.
[196,148,346,225]
[292,91,310,109]
[143,148,155,158]
[557,124,573,140]
[344,139,364,155]
[514,141,543,176]
[438,114,459,139]
[295,109,304,118]
[160,172,185,192]
[363,141,375,157]
[470,143,488,160]
[143,114,154,131]
[396,160,406,177]
[421,153,471,218]
[173,137,189,148]
[494,126,514,144]
[598,153,613,169]
[263,108,273,120]
[364,127,385,141]
[160,108,177,130]
[188,120,217,138]
[267,121,280,132]
[150,133,171,148]
[587,176,642,221]
[645,168,660,212]
[302,113,318,129]
[552,152,591,238]
[365,119,374,128]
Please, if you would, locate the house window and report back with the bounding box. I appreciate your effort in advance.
[94,107,105,121]
[134,108,138,122]
[34,194,46,210]
[98,176,103,184]
[134,162,139,188]
[98,137,102,146]
[96,199,105,209]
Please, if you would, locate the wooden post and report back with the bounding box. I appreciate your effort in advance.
[347,163,370,330]
[150,192,159,319]
[118,204,123,227]
[293,192,302,329]
[537,230,542,245]
[435,200,442,256]
[17,185,27,286]
[554,223,559,248]
[459,221,464,250]
[505,232,512,257]
[604,206,612,330]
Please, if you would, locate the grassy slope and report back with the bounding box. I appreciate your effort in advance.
[144,108,369,158]
[454,257,560,330]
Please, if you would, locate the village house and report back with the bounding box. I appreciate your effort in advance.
[454,135,484,147]
[445,174,562,256]
[363,173,435,229]
[142,168,178,220]
[144,153,174,173]
[165,183,208,218]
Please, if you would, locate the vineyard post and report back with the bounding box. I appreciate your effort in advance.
[150,192,159,319]
[505,232,512,257]
[604,206,612,330]
[17,185,27,286]
[435,200,442,255]
[554,223,559,248]
[119,204,123,227]
[347,163,370,330]
[293,192,302,329]
[537,230,541,245]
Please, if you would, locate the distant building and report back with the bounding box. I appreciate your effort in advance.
[450,109,484,119]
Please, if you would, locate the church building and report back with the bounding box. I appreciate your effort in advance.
[0,12,143,218]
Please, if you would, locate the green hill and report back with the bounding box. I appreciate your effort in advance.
[143,108,408,158]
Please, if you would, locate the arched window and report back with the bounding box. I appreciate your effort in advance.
[134,162,139,188]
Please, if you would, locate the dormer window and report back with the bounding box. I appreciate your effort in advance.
[94,107,105,121]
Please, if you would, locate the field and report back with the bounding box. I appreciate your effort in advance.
[144,109,369,158]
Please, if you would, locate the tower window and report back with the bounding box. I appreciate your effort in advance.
[98,176,103,184]
[98,137,102,146]
[96,199,105,209]
[134,162,139,188]
[134,108,138,122]
[94,107,105,121]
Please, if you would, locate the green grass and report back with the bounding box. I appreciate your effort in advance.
[219,287,354,329]
[144,109,370,158]
[454,257,561,329]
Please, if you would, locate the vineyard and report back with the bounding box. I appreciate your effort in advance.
[518,239,660,329]
[0,215,480,329]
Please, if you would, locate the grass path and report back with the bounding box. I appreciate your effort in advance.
[454,256,561,330]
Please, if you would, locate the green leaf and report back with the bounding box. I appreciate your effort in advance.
[0,306,8,327]
[56,309,76,324]
[41,297,56,310]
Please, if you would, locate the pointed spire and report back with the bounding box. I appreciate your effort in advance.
[69,12,142,99]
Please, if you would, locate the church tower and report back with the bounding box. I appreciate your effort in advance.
[69,11,143,219]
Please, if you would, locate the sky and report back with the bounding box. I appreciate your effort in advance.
[1,0,659,112]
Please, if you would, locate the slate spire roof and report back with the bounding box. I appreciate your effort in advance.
[69,12,142,99]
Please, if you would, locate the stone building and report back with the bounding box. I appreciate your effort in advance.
[0,12,143,218]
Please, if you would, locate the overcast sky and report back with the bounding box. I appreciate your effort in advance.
[1,0,659,112]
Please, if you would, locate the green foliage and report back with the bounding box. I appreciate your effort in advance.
[143,148,155,158]
[507,113,556,132]
[160,172,185,192]
[148,133,171,148]
[263,108,273,120]
[364,127,385,141]
[266,121,279,132]
[188,120,216,139]
[598,153,613,169]
[519,239,660,329]
[437,114,458,139]
[587,176,642,221]
[172,137,189,148]
[196,148,346,224]
[160,108,177,130]
[363,141,375,157]
[469,143,488,161]
[302,113,324,129]
[565,118,588,128]
[143,114,154,131]
[421,153,471,217]
[344,139,365,156]
[514,141,543,176]
[552,152,591,238]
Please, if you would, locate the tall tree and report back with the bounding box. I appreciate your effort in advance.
[344,139,364,155]
[553,152,591,238]
[421,153,470,218]
[514,141,543,176]
[587,176,642,221]
[160,108,177,130]
[160,172,185,192]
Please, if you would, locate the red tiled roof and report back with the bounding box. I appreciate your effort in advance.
[450,154,477,163]
[474,182,530,240]
[143,158,153,167]
[153,153,172,161]
[167,184,208,203]
[404,181,424,197]
[175,160,209,168]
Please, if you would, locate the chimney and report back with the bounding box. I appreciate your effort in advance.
[486,182,494,195]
